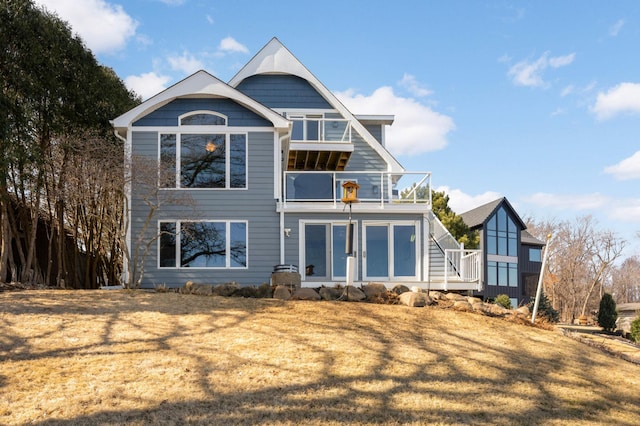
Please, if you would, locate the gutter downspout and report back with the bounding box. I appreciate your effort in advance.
[277,131,288,265]
[112,127,131,286]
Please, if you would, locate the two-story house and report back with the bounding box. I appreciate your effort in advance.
[460,197,546,307]
[111,38,482,291]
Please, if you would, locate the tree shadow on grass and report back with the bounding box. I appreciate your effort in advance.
[1,292,640,425]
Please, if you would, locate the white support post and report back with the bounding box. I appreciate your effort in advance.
[531,234,553,324]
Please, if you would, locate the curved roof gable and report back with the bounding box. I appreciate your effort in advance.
[229,38,404,173]
[111,70,290,137]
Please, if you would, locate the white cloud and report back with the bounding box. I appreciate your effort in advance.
[523,192,611,211]
[398,74,433,97]
[218,36,249,54]
[167,51,204,75]
[158,0,186,5]
[335,87,455,156]
[435,186,502,214]
[592,82,640,120]
[124,72,171,100]
[610,201,640,222]
[609,19,625,37]
[35,0,137,55]
[507,52,575,87]
[604,151,640,180]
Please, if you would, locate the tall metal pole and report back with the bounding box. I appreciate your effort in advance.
[531,234,552,324]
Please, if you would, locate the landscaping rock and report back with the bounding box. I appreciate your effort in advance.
[391,284,411,295]
[445,292,468,302]
[234,286,259,298]
[453,300,472,311]
[363,283,387,300]
[516,306,530,316]
[341,285,366,301]
[212,282,240,297]
[399,291,431,307]
[291,288,321,301]
[428,291,443,300]
[192,283,213,296]
[319,286,343,301]
[467,296,483,305]
[487,303,509,316]
[273,285,291,300]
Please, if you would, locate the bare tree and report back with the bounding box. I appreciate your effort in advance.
[610,256,640,303]
[121,154,195,288]
[526,215,627,322]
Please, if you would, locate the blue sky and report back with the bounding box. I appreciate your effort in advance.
[36,0,640,257]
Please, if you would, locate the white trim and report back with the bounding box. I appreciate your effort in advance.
[178,110,228,126]
[362,220,421,282]
[299,219,357,281]
[158,219,249,269]
[158,131,248,190]
[111,70,291,136]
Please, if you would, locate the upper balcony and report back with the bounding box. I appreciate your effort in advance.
[286,117,353,171]
[280,170,432,212]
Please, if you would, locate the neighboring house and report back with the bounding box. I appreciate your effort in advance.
[617,303,640,336]
[460,197,546,307]
[111,38,481,291]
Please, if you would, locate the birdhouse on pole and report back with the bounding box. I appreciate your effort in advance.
[341,181,360,204]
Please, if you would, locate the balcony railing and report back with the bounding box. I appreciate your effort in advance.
[282,171,431,207]
[290,118,352,144]
[444,249,482,291]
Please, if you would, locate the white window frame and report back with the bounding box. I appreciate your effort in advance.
[158,131,248,190]
[158,219,248,269]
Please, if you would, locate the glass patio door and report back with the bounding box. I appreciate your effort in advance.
[303,222,353,280]
[363,222,418,281]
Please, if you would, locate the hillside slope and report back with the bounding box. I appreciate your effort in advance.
[1,290,639,425]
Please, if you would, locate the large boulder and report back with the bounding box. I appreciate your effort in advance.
[391,284,411,295]
[212,282,240,297]
[399,291,431,307]
[319,286,343,301]
[363,283,387,300]
[445,292,468,302]
[453,300,472,311]
[341,285,366,301]
[291,288,321,301]
[273,285,291,300]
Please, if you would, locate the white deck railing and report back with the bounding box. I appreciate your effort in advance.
[290,117,352,144]
[283,171,432,208]
[444,249,482,291]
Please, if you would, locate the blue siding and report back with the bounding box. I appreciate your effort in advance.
[129,130,281,288]
[133,98,272,127]
[236,75,332,109]
[363,124,383,145]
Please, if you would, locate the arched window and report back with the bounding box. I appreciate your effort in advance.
[180,111,227,126]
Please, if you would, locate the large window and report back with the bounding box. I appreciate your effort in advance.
[487,261,518,287]
[486,207,518,256]
[159,220,247,268]
[159,112,246,189]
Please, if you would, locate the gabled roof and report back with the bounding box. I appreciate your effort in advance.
[111,70,291,138]
[459,197,527,231]
[228,37,404,173]
[521,229,546,246]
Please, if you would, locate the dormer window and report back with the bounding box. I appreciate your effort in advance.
[180,111,227,126]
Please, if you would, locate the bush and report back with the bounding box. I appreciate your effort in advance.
[597,293,617,332]
[527,292,559,323]
[495,294,511,309]
[631,316,640,343]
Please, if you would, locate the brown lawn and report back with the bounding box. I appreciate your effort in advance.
[1,290,639,425]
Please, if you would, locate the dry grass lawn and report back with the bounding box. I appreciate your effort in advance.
[1,290,640,425]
